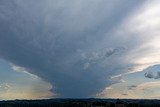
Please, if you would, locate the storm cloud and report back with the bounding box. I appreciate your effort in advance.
[0,0,156,98]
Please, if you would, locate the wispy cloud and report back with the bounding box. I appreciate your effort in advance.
[11,64,38,79]
[135,81,160,91]
[0,82,12,92]
[128,85,137,90]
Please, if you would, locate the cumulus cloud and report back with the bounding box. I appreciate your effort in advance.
[2,0,160,98]
[144,65,160,79]
[144,72,154,79]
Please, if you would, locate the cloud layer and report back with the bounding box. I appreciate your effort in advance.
[1,0,160,98]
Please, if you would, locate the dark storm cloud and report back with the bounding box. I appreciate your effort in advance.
[0,0,144,97]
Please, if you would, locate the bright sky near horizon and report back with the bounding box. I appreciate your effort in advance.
[1,0,160,99]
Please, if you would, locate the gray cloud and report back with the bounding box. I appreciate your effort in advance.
[128,85,137,90]
[122,93,128,96]
[0,0,145,98]
[144,72,154,79]
[105,47,126,57]
[145,72,160,79]
[144,65,160,79]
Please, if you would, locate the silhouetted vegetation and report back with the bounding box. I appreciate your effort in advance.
[0,99,160,107]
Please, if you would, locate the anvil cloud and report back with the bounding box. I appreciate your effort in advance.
[1,0,160,98]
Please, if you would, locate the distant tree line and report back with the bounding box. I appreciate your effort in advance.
[0,99,160,107]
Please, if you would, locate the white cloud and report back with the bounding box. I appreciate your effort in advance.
[0,82,13,92]
[111,0,160,74]
[97,1,160,97]
[11,64,38,79]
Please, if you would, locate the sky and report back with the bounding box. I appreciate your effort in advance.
[0,0,160,99]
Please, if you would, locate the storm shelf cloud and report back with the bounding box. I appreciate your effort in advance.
[1,0,160,98]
